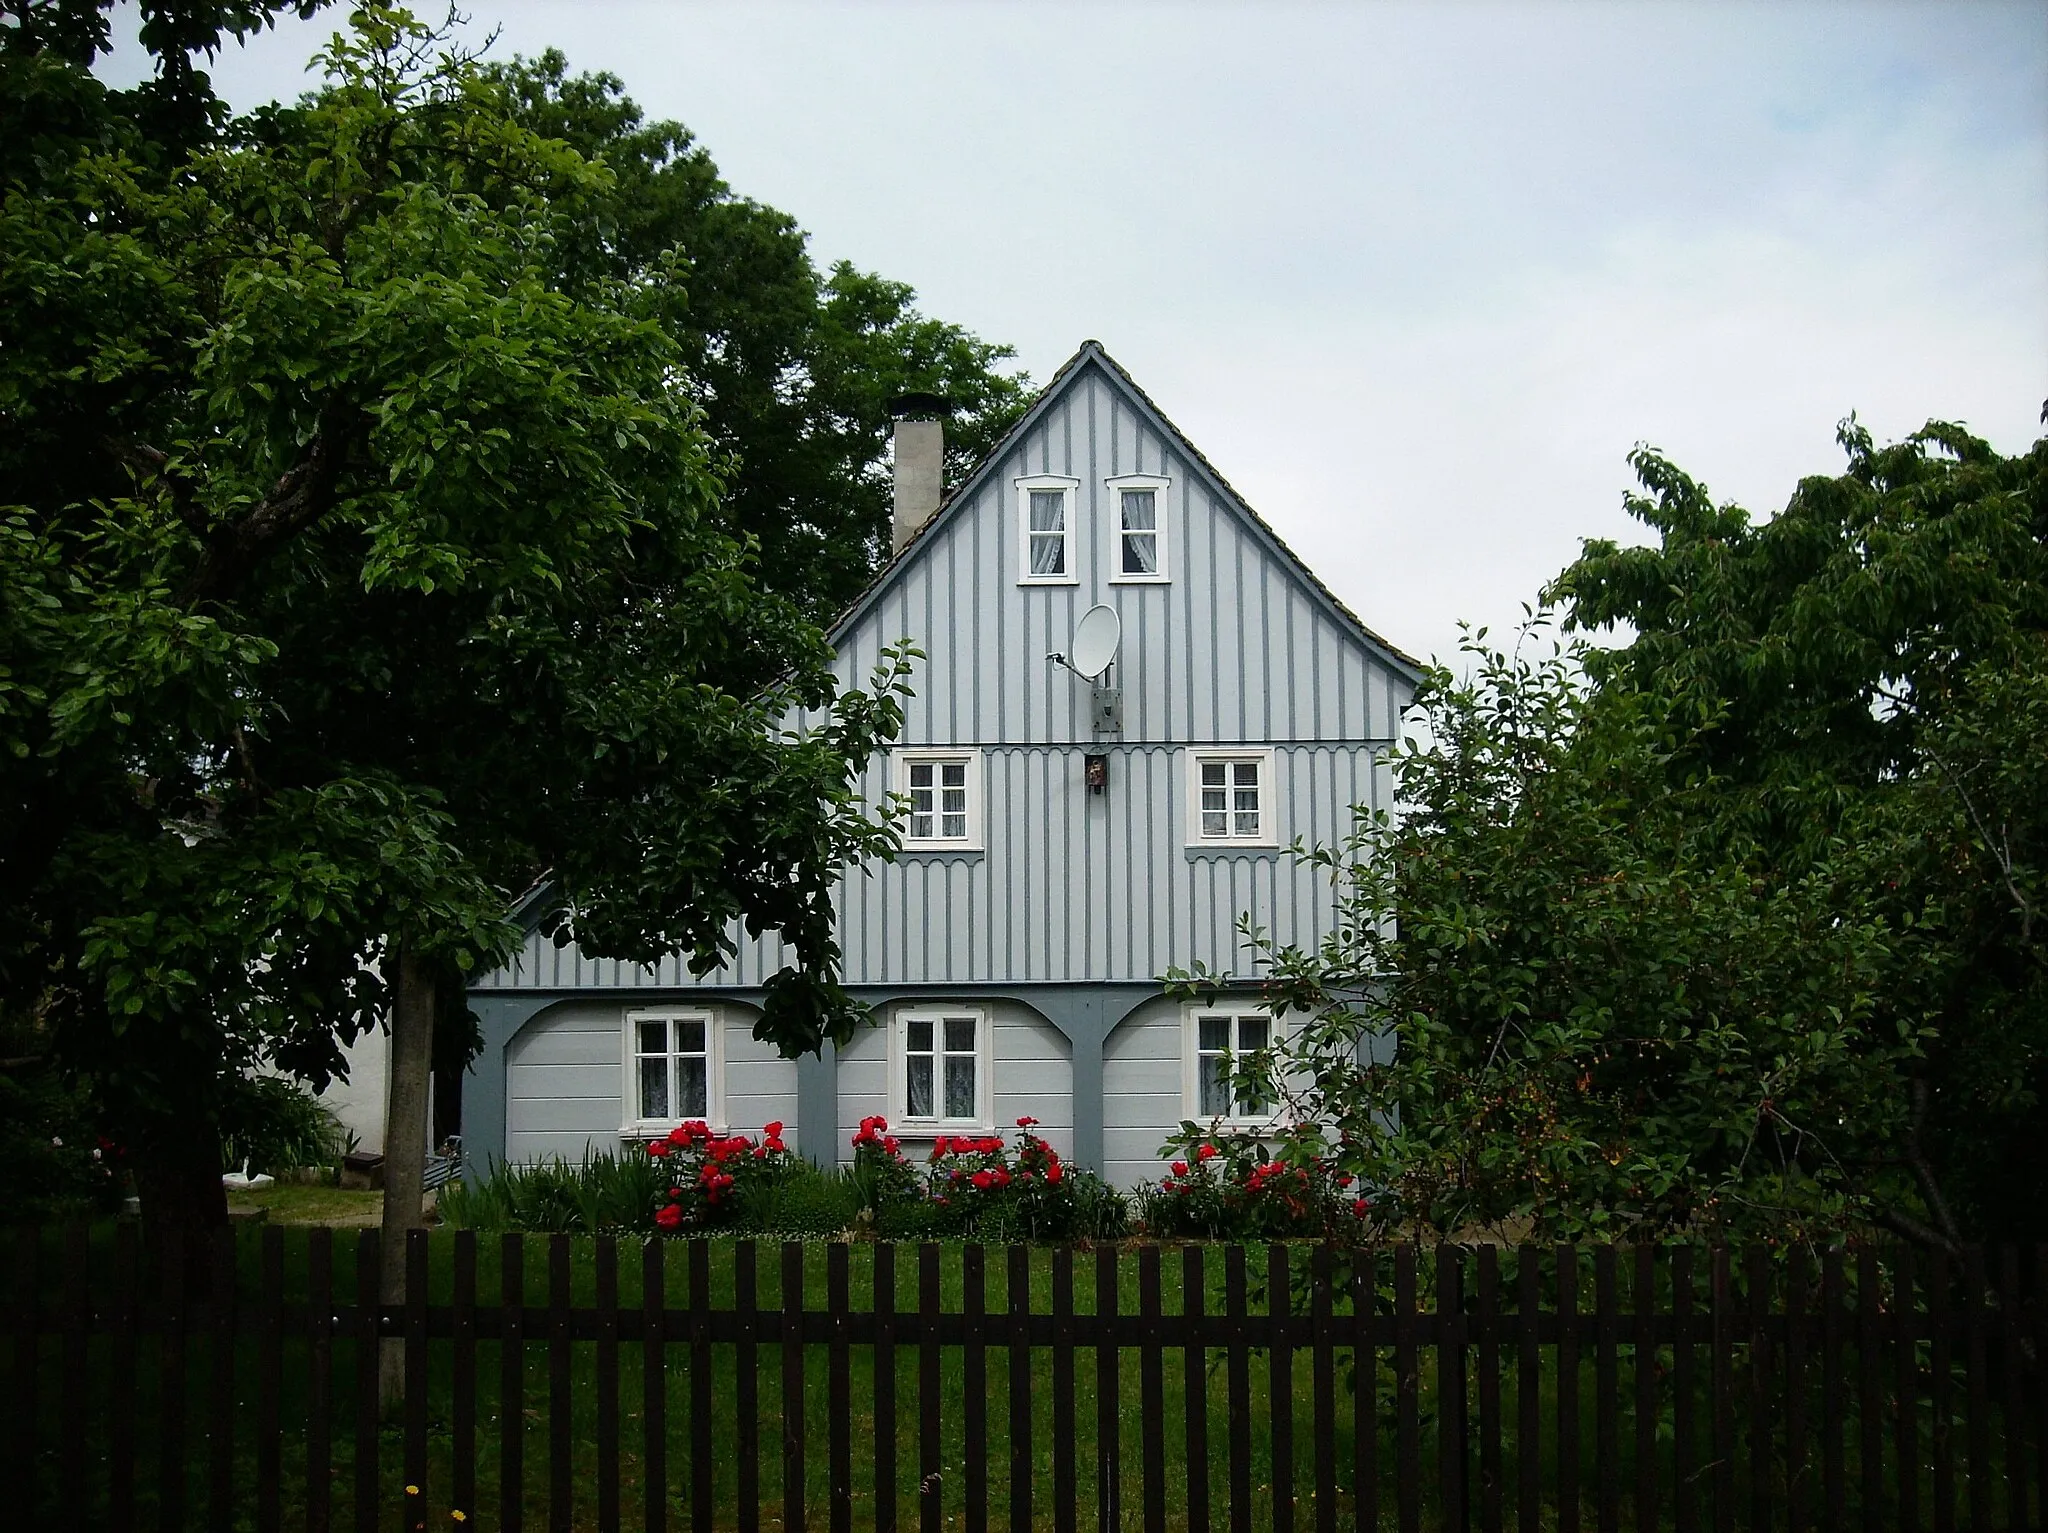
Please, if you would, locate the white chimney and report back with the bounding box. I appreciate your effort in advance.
[890,394,945,554]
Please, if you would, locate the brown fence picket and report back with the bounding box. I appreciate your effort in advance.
[825,1242,849,1533]
[734,1239,759,1533]
[1856,1246,1883,1533]
[1516,1247,1539,1533]
[688,1238,711,1533]
[1476,1245,1501,1533]
[109,1222,140,1533]
[1395,1244,1420,1533]
[1435,1244,1464,1533]
[208,1225,236,1532]
[1930,1250,1953,1533]
[964,1241,988,1533]
[2034,1245,2048,1530]
[550,1233,574,1533]
[1785,1247,1809,1533]
[1671,1246,1696,1533]
[597,1236,622,1533]
[1313,1242,1339,1533]
[60,1223,89,1531]
[354,1230,379,1533]
[1593,1245,1617,1533]
[162,1227,191,1533]
[1140,1243,1166,1533]
[1634,1245,1656,1533]
[406,1228,430,1532]
[918,1243,941,1533]
[780,1241,807,1533]
[1963,1246,1990,1533]
[1821,1247,1846,1533]
[1228,1243,1253,1533]
[1007,1244,1032,1533]
[307,1226,334,1533]
[1893,1245,1918,1533]
[871,1242,897,1533]
[8,1230,36,1527]
[1709,1248,1732,1533]
[1997,1246,2027,1533]
[257,1225,284,1533]
[1097,1244,1123,1533]
[1555,1246,1579,1533]
[502,1233,528,1533]
[1273,1243,1298,1533]
[1356,1249,1381,1533]
[1053,1245,1077,1533]
[1185,1244,1212,1533]
[1745,1246,1772,1533]
[453,1230,478,1530]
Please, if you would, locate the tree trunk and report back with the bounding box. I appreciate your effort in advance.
[378,944,436,1412]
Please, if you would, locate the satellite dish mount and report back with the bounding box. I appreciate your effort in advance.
[1048,604,1123,740]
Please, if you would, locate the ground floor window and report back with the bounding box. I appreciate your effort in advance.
[890,1006,993,1130]
[624,1008,723,1134]
[1182,1006,1280,1125]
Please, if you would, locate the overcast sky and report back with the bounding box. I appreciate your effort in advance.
[100,0,2048,671]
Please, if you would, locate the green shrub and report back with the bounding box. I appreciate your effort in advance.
[0,1065,127,1224]
[732,1161,863,1237]
[440,1151,662,1234]
[219,1074,348,1176]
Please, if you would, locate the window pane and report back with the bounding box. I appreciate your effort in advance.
[639,1057,669,1120]
[941,763,966,788]
[945,1056,976,1120]
[1123,532,1157,576]
[940,785,966,815]
[1198,1055,1230,1117]
[676,1057,708,1118]
[1233,762,1259,786]
[1237,1016,1270,1051]
[1201,762,1226,787]
[637,1020,667,1056]
[907,1056,933,1117]
[910,811,934,839]
[1199,1016,1231,1052]
[910,762,933,788]
[1120,489,1156,531]
[1029,490,1066,531]
[907,1019,933,1054]
[1030,532,1066,576]
[674,1019,705,1055]
[940,813,967,838]
[1234,809,1259,836]
[1202,808,1227,837]
[944,1016,976,1054]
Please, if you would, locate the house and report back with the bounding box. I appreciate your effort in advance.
[458,341,1423,1189]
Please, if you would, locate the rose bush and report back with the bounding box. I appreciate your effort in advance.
[646,1120,795,1232]
[1138,1125,1367,1241]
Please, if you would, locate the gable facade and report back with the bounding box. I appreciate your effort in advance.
[463,343,1421,1190]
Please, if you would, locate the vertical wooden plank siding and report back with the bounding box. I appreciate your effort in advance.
[502,1233,528,1533]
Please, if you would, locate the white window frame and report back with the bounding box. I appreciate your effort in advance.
[1185,748,1278,847]
[1181,1003,1287,1128]
[1105,473,1171,583]
[888,1005,995,1132]
[621,1006,726,1137]
[892,748,983,851]
[1015,475,1080,585]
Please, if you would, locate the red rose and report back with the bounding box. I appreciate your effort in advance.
[648,1141,672,1158]
[1046,1163,1063,1185]
[1171,1161,1189,1178]
[1352,1197,1371,1217]
[971,1170,995,1190]
[994,1168,1010,1187]
[883,1136,900,1155]
[764,1121,783,1138]
[655,1204,683,1230]
[1016,1115,1038,1128]
[1196,1143,1219,1161]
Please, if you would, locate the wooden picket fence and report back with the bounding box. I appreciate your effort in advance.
[7,1225,2045,1531]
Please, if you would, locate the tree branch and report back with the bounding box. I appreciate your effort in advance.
[179,404,358,605]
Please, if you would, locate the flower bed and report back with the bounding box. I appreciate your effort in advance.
[1137,1125,1370,1241]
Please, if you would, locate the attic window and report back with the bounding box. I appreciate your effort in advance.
[1016,476,1079,584]
[1107,474,1171,583]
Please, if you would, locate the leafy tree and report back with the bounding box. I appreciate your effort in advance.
[0,3,924,1241]
[483,50,1032,616]
[1192,421,2046,1244]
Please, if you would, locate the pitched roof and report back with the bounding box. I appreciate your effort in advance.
[831,340,1425,684]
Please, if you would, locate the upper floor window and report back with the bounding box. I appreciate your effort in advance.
[891,1006,993,1129]
[894,749,983,851]
[623,1007,724,1134]
[1182,1006,1281,1124]
[1016,476,1079,584]
[1106,474,1171,583]
[1187,749,1276,846]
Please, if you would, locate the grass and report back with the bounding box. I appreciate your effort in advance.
[225,1183,384,1226]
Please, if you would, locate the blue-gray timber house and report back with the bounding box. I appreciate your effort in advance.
[462,341,1422,1188]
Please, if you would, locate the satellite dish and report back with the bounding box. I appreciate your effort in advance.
[1069,604,1122,680]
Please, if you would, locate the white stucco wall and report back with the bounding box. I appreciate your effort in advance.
[316,1023,390,1156]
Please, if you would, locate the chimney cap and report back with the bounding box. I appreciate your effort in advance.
[887,391,949,420]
